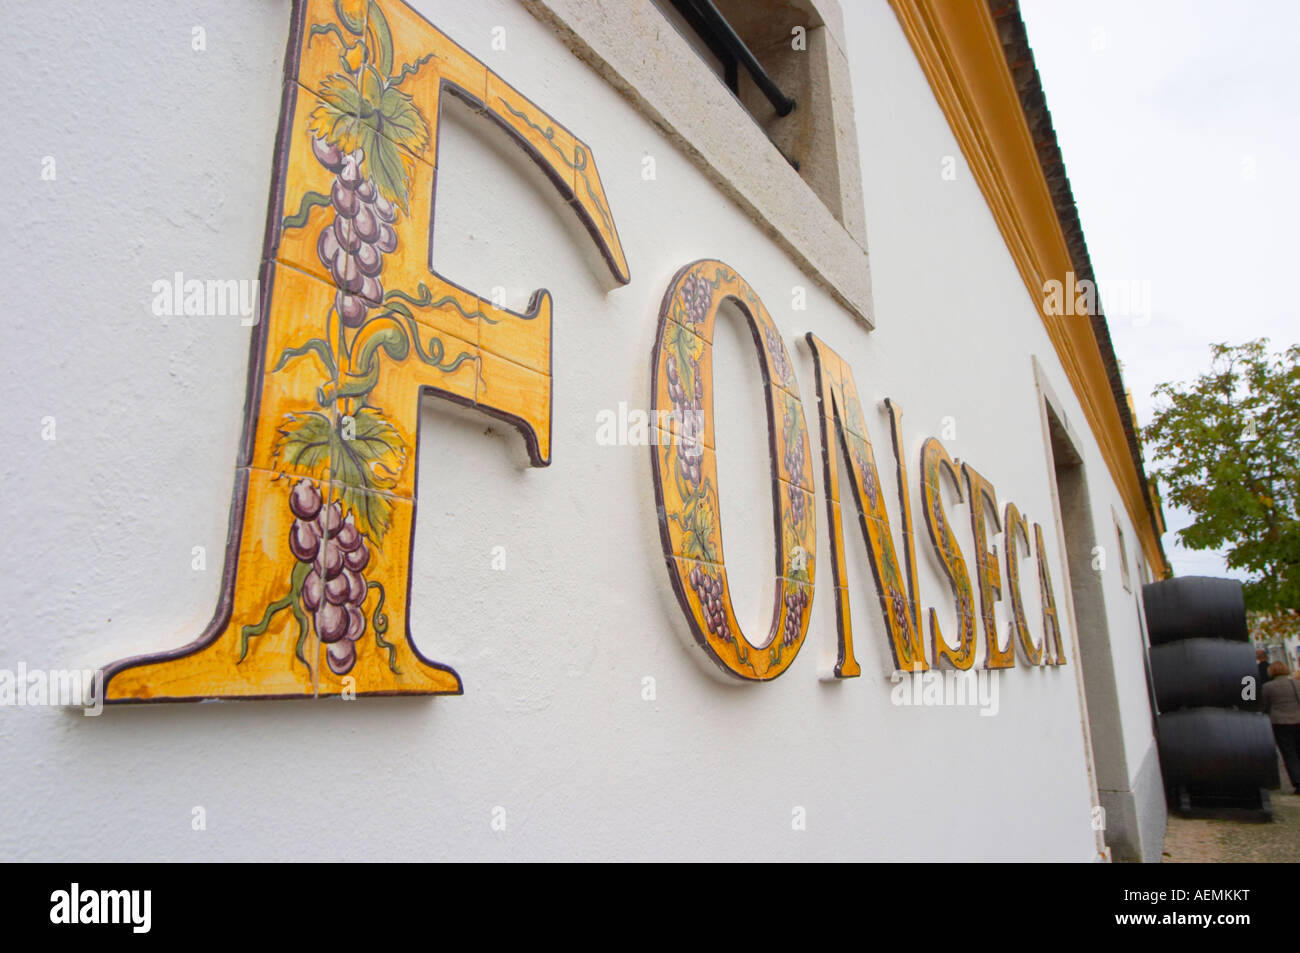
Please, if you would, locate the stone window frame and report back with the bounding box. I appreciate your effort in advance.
[522,0,875,328]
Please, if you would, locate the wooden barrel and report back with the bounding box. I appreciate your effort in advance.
[1150,638,1257,712]
[1157,708,1279,794]
[1142,576,1247,645]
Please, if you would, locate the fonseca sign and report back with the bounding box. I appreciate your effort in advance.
[100,0,1064,703]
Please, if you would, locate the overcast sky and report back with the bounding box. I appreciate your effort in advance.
[1019,0,1300,580]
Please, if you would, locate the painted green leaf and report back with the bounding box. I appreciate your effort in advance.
[783,394,799,444]
[377,85,429,154]
[359,123,412,212]
[365,0,395,77]
[666,323,698,396]
[336,481,393,546]
[358,65,385,119]
[355,65,429,148]
[274,408,406,543]
[333,407,405,492]
[310,75,364,151]
[332,407,405,543]
[274,411,333,476]
[684,503,718,563]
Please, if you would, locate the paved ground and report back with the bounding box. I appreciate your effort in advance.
[1163,756,1300,862]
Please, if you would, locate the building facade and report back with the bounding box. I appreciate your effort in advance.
[2,0,1169,860]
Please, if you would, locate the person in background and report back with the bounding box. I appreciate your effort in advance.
[1261,661,1300,794]
[1254,649,1272,713]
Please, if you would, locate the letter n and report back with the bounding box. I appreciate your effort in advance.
[806,334,926,675]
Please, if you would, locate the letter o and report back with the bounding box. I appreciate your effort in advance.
[650,259,816,680]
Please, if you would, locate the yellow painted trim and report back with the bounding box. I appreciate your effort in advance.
[890,0,1167,577]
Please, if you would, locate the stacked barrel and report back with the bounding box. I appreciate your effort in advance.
[1143,576,1279,815]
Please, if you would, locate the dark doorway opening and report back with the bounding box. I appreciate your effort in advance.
[1044,402,1141,860]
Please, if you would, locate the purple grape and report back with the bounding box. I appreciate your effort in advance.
[353,204,379,244]
[301,569,323,612]
[372,193,397,223]
[289,479,322,520]
[357,275,382,305]
[335,255,365,295]
[312,136,343,172]
[336,292,367,328]
[318,502,342,535]
[316,601,348,643]
[288,519,319,562]
[324,571,351,605]
[316,540,344,580]
[355,179,376,202]
[344,543,369,572]
[338,153,362,189]
[344,568,365,605]
[331,179,359,218]
[326,638,356,674]
[355,242,382,277]
[345,603,365,641]
[318,227,341,272]
[335,514,361,552]
[334,217,362,253]
[374,223,397,253]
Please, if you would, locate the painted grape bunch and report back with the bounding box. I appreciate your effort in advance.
[782,404,805,525]
[889,588,910,642]
[930,480,947,539]
[781,587,808,646]
[765,325,793,388]
[311,137,400,327]
[665,353,704,486]
[958,587,973,627]
[678,272,711,327]
[243,1,453,680]
[288,480,372,675]
[689,564,731,642]
[856,448,879,508]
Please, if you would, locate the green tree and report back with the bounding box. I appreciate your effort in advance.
[1143,340,1300,610]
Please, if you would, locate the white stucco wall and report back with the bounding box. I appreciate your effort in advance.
[0,0,1159,860]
